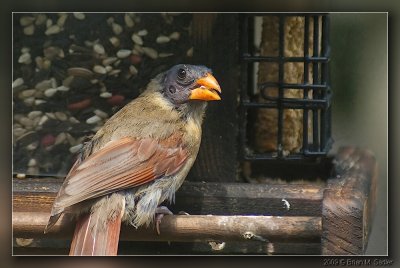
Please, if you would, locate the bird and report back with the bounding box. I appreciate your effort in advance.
[43,64,221,255]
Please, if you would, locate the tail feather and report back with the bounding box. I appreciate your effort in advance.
[69,212,122,256]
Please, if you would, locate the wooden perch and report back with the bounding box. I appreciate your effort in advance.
[13,212,321,243]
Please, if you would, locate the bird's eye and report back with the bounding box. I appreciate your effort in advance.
[177,68,186,80]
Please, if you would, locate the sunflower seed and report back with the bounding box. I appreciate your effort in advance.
[18,117,33,128]
[169,31,180,40]
[13,78,24,89]
[69,144,83,154]
[55,112,68,121]
[44,46,64,60]
[105,65,113,72]
[100,92,112,98]
[45,25,61,35]
[57,85,70,92]
[159,53,174,58]
[102,57,118,66]
[112,23,123,35]
[67,67,93,79]
[27,167,39,175]
[57,13,68,27]
[73,12,85,20]
[21,47,30,53]
[69,116,80,124]
[129,65,138,75]
[108,69,121,76]
[94,109,108,119]
[86,115,102,124]
[34,99,46,105]
[20,16,35,26]
[124,13,135,27]
[156,35,170,44]
[35,14,47,25]
[23,97,35,106]
[143,47,158,59]
[45,112,56,119]
[44,88,58,97]
[51,77,58,88]
[186,47,194,57]
[131,34,143,45]
[38,115,49,126]
[26,142,39,151]
[55,132,67,145]
[109,36,120,47]
[18,52,31,64]
[16,173,26,179]
[93,65,107,74]
[133,44,144,54]
[27,111,43,119]
[63,76,74,87]
[107,17,115,25]
[46,18,53,28]
[19,89,36,99]
[14,128,26,138]
[35,79,52,90]
[116,49,131,58]
[137,29,148,36]
[28,158,37,167]
[93,43,105,55]
[23,24,35,36]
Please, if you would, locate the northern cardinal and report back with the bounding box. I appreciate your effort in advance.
[44,64,221,255]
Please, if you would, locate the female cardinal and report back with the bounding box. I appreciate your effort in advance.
[44,64,221,255]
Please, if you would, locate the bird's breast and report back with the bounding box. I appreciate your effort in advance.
[183,117,202,150]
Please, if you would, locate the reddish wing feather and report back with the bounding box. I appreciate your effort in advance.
[53,136,188,212]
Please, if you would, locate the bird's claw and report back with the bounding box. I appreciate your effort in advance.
[178,211,190,215]
[155,206,173,235]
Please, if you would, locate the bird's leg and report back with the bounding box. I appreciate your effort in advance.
[155,206,173,235]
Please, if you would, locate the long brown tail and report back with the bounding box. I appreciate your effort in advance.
[69,211,122,256]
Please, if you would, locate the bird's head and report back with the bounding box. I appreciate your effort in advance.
[158,64,221,106]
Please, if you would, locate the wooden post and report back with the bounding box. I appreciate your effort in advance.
[321,147,378,254]
[189,14,239,182]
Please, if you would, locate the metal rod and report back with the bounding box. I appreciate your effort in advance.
[303,15,310,154]
[312,15,320,151]
[242,56,329,63]
[320,15,329,151]
[258,82,328,91]
[243,97,330,109]
[277,15,285,157]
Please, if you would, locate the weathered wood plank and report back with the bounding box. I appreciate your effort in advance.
[321,147,378,255]
[13,179,324,216]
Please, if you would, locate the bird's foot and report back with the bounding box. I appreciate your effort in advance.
[155,206,173,235]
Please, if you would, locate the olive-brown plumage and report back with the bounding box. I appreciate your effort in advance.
[44,64,221,255]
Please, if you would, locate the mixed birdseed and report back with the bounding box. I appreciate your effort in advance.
[13,13,194,177]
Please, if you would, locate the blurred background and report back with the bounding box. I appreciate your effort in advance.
[329,13,387,255]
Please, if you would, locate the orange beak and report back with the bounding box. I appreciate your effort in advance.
[189,73,222,101]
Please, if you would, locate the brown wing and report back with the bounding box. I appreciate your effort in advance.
[52,135,187,212]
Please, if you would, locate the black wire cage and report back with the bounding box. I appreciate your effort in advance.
[239,13,333,165]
